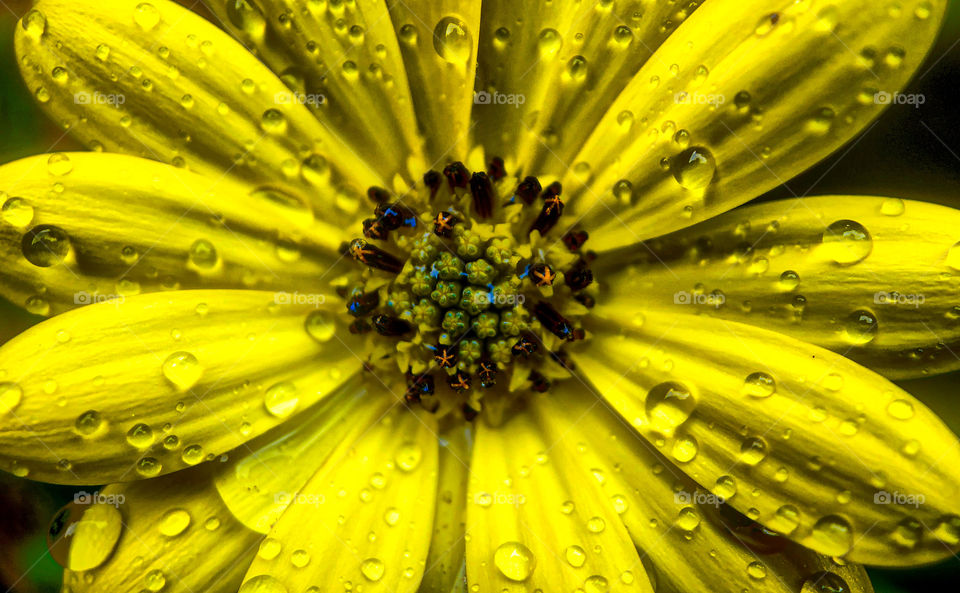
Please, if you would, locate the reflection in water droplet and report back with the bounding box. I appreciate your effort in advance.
[432,16,471,64]
[360,557,385,582]
[133,2,161,31]
[821,220,872,265]
[493,541,536,582]
[742,372,776,398]
[22,225,72,267]
[2,198,35,228]
[162,351,202,391]
[47,501,123,571]
[239,574,289,593]
[305,311,336,342]
[159,508,191,536]
[396,442,423,472]
[264,381,299,418]
[809,515,853,556]
[538,28,562,58]
[644,381,695,434]
[843,309,878,345]
[670,147,716,190]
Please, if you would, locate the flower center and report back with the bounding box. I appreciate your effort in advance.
[342,158,596,420]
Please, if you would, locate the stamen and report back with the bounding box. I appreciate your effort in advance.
[533,302,578,341]
[367,186,391,204]
[448,371,472,393]
[529,370,550,392]
[562,229,589,252]
[423,170,442,200]
[469,172,495,219]
[531,263,557,287]
[478,359,498,388]
[565,264,594,291]
[512,335,539,358]
[349,239,404,274]
[405,372,434,403]
[347,289,379,317]
[530,183,564,236]
[516,176,542,205]
[433,211,459,238]
[488,157,506,181]
[375,202,418,231]
[433,345,457,369]
[363,218,388,240]
[372,314,413,337]
[443,162,470,192]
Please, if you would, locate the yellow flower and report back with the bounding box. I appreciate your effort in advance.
[1,0,959,591]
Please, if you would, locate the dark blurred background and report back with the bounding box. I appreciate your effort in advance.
[1,1,959,592]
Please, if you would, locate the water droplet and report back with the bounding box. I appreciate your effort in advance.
[74,410,103,437]
[239,575,288,593]
[743,372,776,398]
[880,198,905,216]
[133,3,161,31]
[644,381,696,434]
[159,508,191,536]
[181,444,204,465]
[2,197,34,228]
[613,180,634,206]
[584,575,609,593]
[566,55,588,81]
[747,561,767,579]
[47,502,123,571]
[21,9,46,40]
[432,16,471,63]
[739,437,768,465]
[672,434,699,462]
[887,398,914,420]
[821,219,872,265]
[807,107,835,134]
[162,351,202,391]
[126,423,154,448]
[676,507,700,530]
[396,442,422,472]
[770,505,800,534]
[800,572,849,593]
[670,147,716,190]
[565,545,586,567]
[493,542,535,582]
[291,548,310,568]
[778,270,800,290]
[946,241,960,271]
[714,475,737,499]
[932,515,960,545]
[360,557,385,581]
[809,515,853,556]
[538,28,562,58]
[586,516,606,533]
[843,309,878,344]
[226,0,267,37]
[384,507,400,526]
[264,381,299,418]
[136,457,162,477]
[261,109,287,134]
[22,225,72,267]
[0,383,23,414]
[305,311,335,342]
[188,239,219,270]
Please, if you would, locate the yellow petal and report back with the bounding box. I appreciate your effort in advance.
[599,196,960,379]
[466,407,655,592]
[386,0,481,163]
[474,1,700,174]
[0,290,362,484]
[16,0,382,214]
[207,0,427,185]
[561,0,946,248]
[421,419,471,593]
[532,387,875,593]
[240,406,439,593]
[0,152,349,316]
[573,311,960,565]
[58,465,261,593]
[215,378,394,533]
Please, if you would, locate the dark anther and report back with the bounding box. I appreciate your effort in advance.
[347,288,379,317]
[516,176,542,205]
[372,314,413,337]
[488,157,506,181]
[562,229,589,252]
[448,371,472,393]
[349,319,372,334]
[542,181,562,200]
[565,267,594,291]
[478,359,498,388]
[363,218,388,240]
[375,202,417,231]
[512,334,539,358]
[530,192,564,236]
[367,186,391,204]
[574,293,595,309]
[469,172,495,219]
[423,170,442,200]
[529,370,550,393]
[405,372,434,403]
[433,211,459,238]
[530,263,557,287]
[550,349,575,371]
[433,345,457,369]
[349,239,404,274]
[769,12,780,25]
[462,403,479,421]
[443,162,470,192]
[533,302,578,341]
